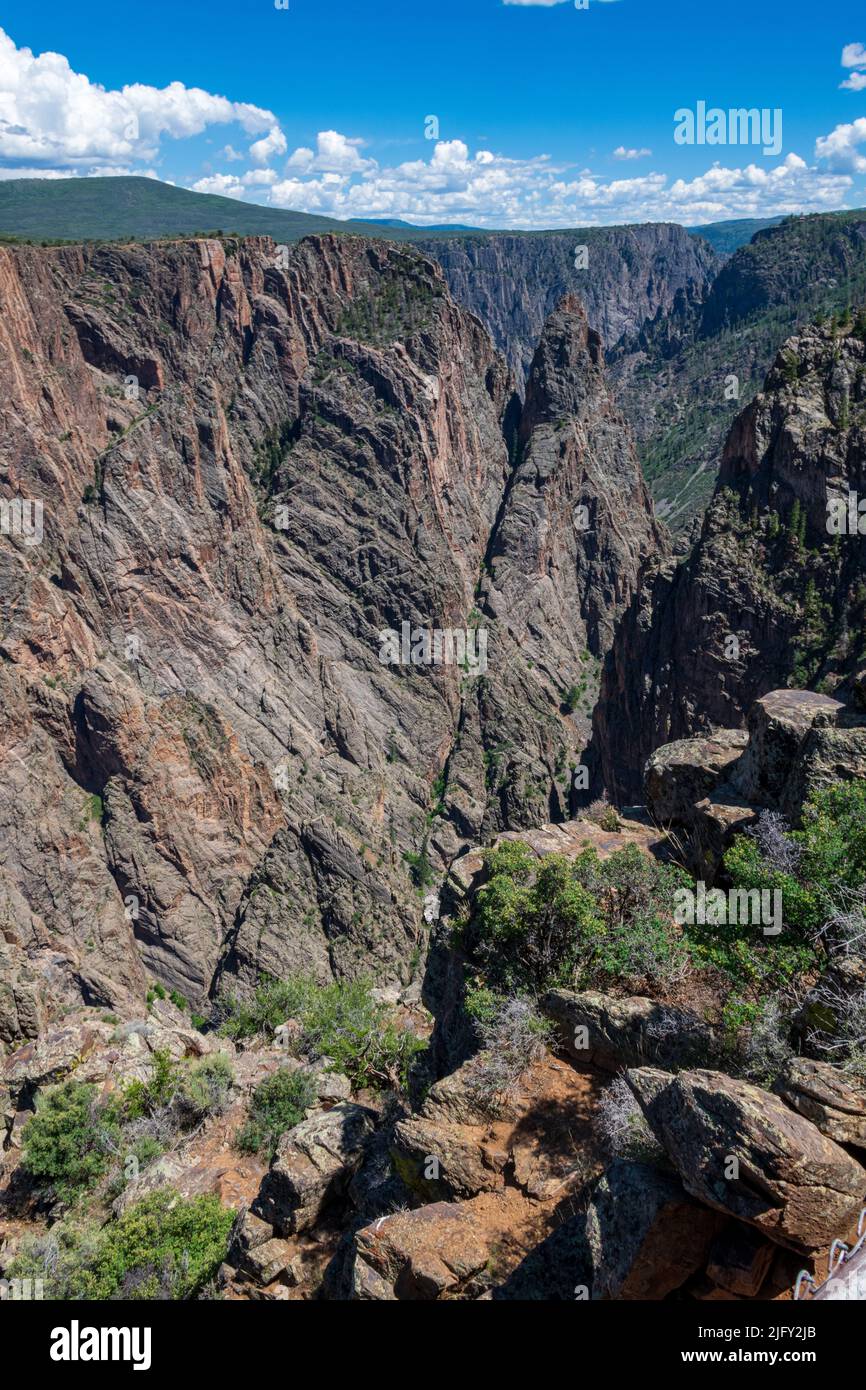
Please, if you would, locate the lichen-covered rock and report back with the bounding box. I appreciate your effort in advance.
[776,1058,866,1151]
[627,1067,866,1251]
[351,1202,491,1300]
[542,990,715,1073]
[731,689,846,811]
[254,1102,377,1235]
[644,729,748,824]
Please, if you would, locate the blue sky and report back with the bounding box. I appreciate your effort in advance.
[1,0,865,227]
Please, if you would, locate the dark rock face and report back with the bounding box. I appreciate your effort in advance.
[463,296,665,836]
[612,210,866,530]
[418,225,719,383]
[584,1160,721,1300]
[594,321,866,803]
[0,232,658,1031]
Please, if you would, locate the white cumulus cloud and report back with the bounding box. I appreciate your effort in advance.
[0,26,283,171]
[249,126,287,165]
[285,130,374,174]
[815,118,866,173]
[252,131,852,228]
[840,41,866,89]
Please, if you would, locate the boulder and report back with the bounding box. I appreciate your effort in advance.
[644,730,749,825]
[541,989,715,1073]
[254,1102,377,1234]
[239,1237,294,1287]
[775,1058,866,1151]
[627,1067,866,1251]
[780,715,866,821]
[584,1160,721,1300]
[352,1203,490,1300]
[229,1209,274,1259]
[731,689,844,810]
[392,1117,504,1201]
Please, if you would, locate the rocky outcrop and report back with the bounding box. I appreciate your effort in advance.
[627,1067,866,1252]
[637,683,866,879]
[254,1102,377,1235]
[776,1058,866,1151]
[541,990,715,1074]
[352,1200,492,1300]
[645,729,749,824]
[595,319,866,803]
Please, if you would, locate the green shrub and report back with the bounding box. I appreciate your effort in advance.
[20,1082,121,1202]
[215,976,301,1040]
[562,684,581,713]
[237,1068,318,1157]
[464,984,499,1029]
[122,1049,178,1121]
[713,782,866,986]
[472,842,688,994]
[218,976,425,1092]
[173,1054,234,1126]
[11,1191,233,1300]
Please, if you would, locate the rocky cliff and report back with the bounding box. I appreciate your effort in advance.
[594,316,866,803]
[615,209,866,528]
[417,224,719,383]
[0,232,656,1036]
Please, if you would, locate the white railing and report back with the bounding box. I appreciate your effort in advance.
[794,1207,866,1300]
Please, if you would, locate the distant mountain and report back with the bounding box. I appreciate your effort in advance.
[686,216,786,256]
[595,313,866,801]
[355,218,484,231]
[415,225,719,381]
[0,175,378,243]
[3,177,863,534]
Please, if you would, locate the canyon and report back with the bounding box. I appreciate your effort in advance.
[1,221,866,1304]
